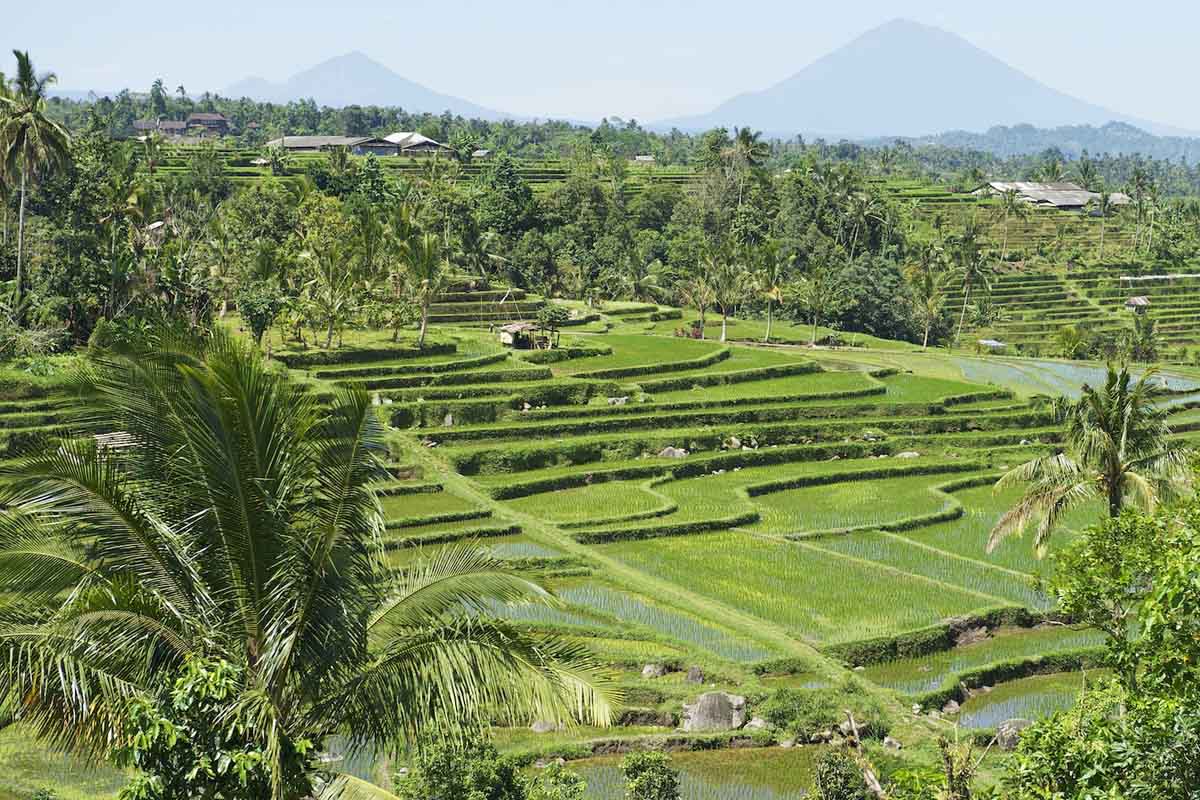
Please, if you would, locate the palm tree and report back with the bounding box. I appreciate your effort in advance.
[406,232,452,348]
[948,219,991,346]
[753,242,792,343]
[790,260,849,346]
[0,334,615,799]
[141,130,165,178]
[1074,156,1098,191]
[905,242,947,350]
[0,51,71,321]
[991,188,1028,259]
[705,251,749,343]
[1088,190,1115,261]
[989,365,1191,556]
[845,192,881,262]
[677,272,715,340]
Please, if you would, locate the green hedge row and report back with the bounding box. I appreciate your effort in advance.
[648,309,683,321]
[385,508,492,530]
[515,345,613,364]
[825,607,1042,665]
[428,399,951,445]
[746,460,985,498]
[276,343,455,369]
[910,648,1108,710]
[383,523,522,549]
[572,346,731,381]
[315,352,508,380]
[636,361,821,393]
[374,482,444,497]
[352,366,553,390]
[572,511,760,544]
[480,440,892,489]
[436,289,527,303]
[387,398,504,428]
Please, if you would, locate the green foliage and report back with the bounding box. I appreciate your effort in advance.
[116,657,313,800]
[395,739,526,800]
[758,681,890,742]
[621,751,680,800]
[234,279,285,346]
[814,750,867,800]
[526,763,587,800]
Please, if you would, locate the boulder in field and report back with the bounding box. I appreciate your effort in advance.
[657,446,688,459]
[685,666,704,684]
[641,663,668,679]
[682,691,747,732]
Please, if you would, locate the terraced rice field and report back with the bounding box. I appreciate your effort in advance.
[263,300,1200,791]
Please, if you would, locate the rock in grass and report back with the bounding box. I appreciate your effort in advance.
[896,451,921,459]
[942,699,961,714]
[641,663,668,679]
[998,718,1033,750]
[884,736,902,751]
[657,446,688,459]
[682,691,746,732]
[531,720,559,734]
[686,666,704,684]
[744,716,771,731]
[955,625,991,647]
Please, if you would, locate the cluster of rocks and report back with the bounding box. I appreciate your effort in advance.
[657,446,689,459]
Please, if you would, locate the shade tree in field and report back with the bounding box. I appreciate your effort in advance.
[789,259,851,346]
[990,364,1191,556]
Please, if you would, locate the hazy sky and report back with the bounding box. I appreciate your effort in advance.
[5,0,1196,128]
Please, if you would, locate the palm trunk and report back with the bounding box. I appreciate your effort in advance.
[955,283,971,347]
[418,306,429,348]
[720,310,728,342]
[1002,217,1009,259]
[922,321,931,351]
[764,300,773,343]
[325,318,335,349]
[811,316,819,347]
[697,308,706,340]
[1099,219,1106,260]
[15,170,27,324]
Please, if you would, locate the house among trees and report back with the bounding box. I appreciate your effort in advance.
[497,322,539,349]
[973,181,1131,211]
[1125,295,1151,313]
[185,112,231,135]
[384,131,453,155]
[266,135,401,155]
[633,154,656,164]
[133,119,187,136]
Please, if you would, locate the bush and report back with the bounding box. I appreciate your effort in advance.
[815,750,869,800]
[759,680,890,742]
[395,739,525,800]
[621,751,680,800]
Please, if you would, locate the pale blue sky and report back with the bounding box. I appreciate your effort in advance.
[5,0,1195,127]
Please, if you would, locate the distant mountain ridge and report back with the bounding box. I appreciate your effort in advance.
[871,121,1200,163]
[663,19,1194,140]
[222,52,507,119]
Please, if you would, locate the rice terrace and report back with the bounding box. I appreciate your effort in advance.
[3,7,1200,800]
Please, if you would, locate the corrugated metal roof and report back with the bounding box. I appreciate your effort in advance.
[977,181,1132,209]
[266,135,377,149]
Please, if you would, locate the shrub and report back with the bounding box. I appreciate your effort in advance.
[621,751,680,800]
[759,680,890,742]
[815,750,869,800]
[395,738,525,800]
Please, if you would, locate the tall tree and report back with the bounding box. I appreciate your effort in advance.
[991,188,1028,259]
[406,231,452,348]
[0,334,616,799]
[789,260,849,347]
[948,219,991,347]
[905,242,947,350]
[990,365,1191,556]
[753,241,792,343]
[705,250,748,343]
[0,50,70,321]
[1088,190,1116,261]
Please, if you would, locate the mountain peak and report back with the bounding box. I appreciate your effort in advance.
[223,53,505,118]
[663,19,1182,138]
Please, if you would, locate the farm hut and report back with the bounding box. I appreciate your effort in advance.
[265,136,400,156]
[384,132,453,155]
[972,181,1131,211]
[976,338,1008,353]
[633,154,656,164]
[1125,296,1151,313]
[472,149,493,160]
[498,322,538,349]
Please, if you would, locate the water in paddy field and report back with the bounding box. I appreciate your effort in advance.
[952,357,1200,399]
[571,749,819,799]
[954,671,1106,729]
